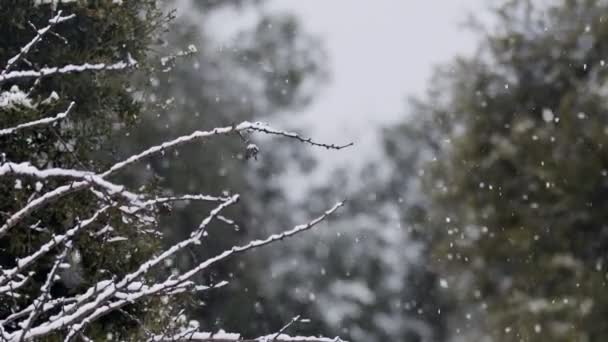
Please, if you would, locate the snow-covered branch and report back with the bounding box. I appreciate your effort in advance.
[1,11,75,75]
[0,10,349,342]
[0,102,74,136]
[153,332,343,342]
[0,119,351,237]
[0,161,142,204]
[0,60,138,83]
[102,120,352,177]
[150,315,345,342]
[13,243,72,342]
[244,122,354,150]
[174,201,344,284]
[0,207,109,291]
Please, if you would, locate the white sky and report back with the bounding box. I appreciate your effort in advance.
[267,1,486,182]
[193,1,489,193]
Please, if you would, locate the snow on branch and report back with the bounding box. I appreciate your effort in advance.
[0,59,138,83]
[174,201,344,284]
[0,119,351,237]
[0,102,74,136]
[102,120,352,177]
[244,121,354,150]
[0,11,349,342]
[1,11,75,75]
[150,316,346,342]
[13,243,72,342]
[0,207,109,292]
[0,161,144,204]
[153,332,344,342]
[54,203,342,342]
[0,8,130,84]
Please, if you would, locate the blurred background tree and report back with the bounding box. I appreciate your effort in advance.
[117,0,329,336]
[383,0,608,340]
[255,165,452,342]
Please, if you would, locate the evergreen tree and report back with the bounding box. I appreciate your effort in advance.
[385,0,608,340]
[0,1,167,339]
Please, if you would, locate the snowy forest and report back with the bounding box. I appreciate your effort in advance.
[1,0,608,341]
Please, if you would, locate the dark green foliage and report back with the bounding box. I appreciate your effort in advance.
[0,1,171,339]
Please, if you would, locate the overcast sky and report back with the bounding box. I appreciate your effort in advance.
[265,1,486,182]
[196,1,489,191]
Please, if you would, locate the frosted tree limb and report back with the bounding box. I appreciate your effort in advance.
[8,202,342,341]
[0,161,142,204]
[0,121,348,236]
[100,202,346,321]
[63,201,342,341]
[174,201,344,284]
[15,243,71,342]
[0,60,138,83]
[216,215,239,230]
[0,11,349,342]
[8,282,226,342]
[1,11,75,75]
[1,297,76,328]
[244,122,354,150]
[58,197,240,341]
[0,275,31,299]
[151,331,344,342]
[100,120,352,177]
[0,102,74,136]
[271,315,302,342]
[0,207,109,290]
[139,194,233,207]
[0,181,98,238]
